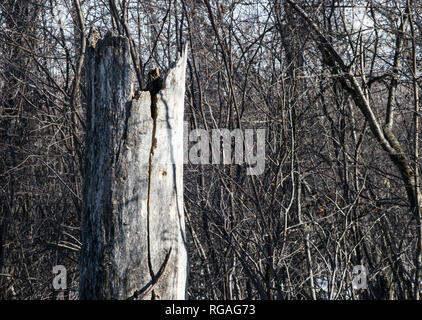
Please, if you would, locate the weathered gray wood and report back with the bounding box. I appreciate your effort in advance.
[79,32,188,300]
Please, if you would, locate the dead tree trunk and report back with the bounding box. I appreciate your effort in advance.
[79,32,188,300]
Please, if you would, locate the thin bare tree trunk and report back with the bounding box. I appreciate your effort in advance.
[407,0,422,299]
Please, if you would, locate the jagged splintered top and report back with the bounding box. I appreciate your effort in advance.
[87,27,188,92]
[88,30,129,54]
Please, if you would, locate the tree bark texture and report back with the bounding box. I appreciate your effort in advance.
[79,32,188,300]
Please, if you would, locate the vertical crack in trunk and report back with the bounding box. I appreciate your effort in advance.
[129,68,174,300]
[146,68,162,299]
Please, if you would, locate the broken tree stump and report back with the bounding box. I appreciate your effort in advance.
[79,32,188,300]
